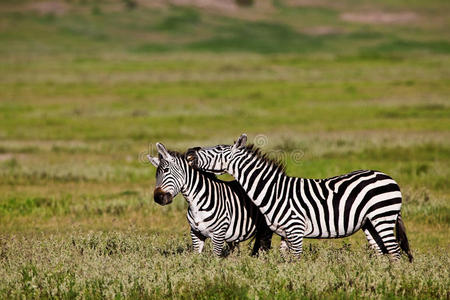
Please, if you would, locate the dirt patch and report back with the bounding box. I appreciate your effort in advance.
[0,154,13,162]
[284,0,340,8]
[28,1,69,16]
[341,11,418,24]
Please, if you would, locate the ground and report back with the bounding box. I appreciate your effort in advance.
[0,0,449,298]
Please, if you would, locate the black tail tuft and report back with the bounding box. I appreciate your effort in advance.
[396,214,413,262]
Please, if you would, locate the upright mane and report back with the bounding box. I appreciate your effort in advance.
[244,144,286,174]
[167,149,187,159]
[166,149,219,180]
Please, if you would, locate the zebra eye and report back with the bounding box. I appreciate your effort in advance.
[163,168,169,173]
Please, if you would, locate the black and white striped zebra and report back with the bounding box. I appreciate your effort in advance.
[147,142,272,256]
[186,134,413,261]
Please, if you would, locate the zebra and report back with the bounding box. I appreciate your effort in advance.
[147,142,273,256]
[186,134,413,261]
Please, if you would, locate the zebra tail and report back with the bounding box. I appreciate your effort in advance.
[396,214,413,263]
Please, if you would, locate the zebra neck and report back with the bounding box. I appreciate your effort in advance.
[230,153,287,207]
[179,159,215,204]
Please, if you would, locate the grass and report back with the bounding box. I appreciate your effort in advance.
[0,0,449,298]
[1,232,448,299]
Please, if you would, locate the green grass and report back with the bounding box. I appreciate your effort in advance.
[0,0,449,298]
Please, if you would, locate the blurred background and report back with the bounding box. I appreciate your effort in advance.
[0,0,449,243]
[0,0,449,298]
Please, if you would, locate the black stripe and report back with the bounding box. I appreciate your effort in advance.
[291,179,312,225]
[253,164,275,199]
[264,176,285,216]
[312,180,330,236]
[304,179,322,237]
[258,176,278,209]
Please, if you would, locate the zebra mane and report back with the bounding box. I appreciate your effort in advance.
[244,144,286,174]
[164,150,219,180]
[166,149,187,159]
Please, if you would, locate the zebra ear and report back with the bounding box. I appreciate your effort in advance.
[232,133,247,153]
[156,143,172,160]
[146,154,160,167]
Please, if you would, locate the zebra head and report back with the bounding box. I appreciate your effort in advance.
[186,134,248,174]
[147,143,185,206]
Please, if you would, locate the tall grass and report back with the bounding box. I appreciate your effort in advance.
[0,232,448,299]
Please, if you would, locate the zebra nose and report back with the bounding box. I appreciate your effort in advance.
[153,187,173,206]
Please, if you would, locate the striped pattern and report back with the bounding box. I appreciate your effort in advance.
[187,140,413,260]
[153,150,272,256]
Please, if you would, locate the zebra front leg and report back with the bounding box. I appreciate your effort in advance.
[212,229,227,257]
[227,242,239,253]
[226,242,240,256]
[190,229,206,253]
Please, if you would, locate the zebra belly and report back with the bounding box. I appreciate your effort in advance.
[300,208,364,238]
[187,209,217,239]
[224,226,256,242]
[304,224,363,238]
[189,221,214,239]
[224,213,258,242]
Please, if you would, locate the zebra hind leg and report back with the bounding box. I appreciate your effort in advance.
[362,227,381,253]
[362,218,401,260]
[251,228,273,256]
[279,238,289,254]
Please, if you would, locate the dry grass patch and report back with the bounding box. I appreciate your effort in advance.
[341,11,418,24]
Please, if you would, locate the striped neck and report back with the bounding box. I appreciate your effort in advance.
[228,147,287,202]
[179,156,218,202]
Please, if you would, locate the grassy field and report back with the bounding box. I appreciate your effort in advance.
[0,0,449,298]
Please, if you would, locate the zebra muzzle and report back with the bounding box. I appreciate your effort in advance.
[153,187,173,206]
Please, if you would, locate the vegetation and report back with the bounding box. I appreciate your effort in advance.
[0,0,448,298]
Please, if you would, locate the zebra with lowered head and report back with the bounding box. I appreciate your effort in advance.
[147,142,273,256]
[186,134,413,261]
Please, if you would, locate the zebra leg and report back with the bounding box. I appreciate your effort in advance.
[363,219,401,260]
[212,229,227,256]
[226,242,240,255]
[251,219,273,256]
[285,230,304,258]
[251,231,273,256]
[227,242,236,252]
[190,229,206,253]
[279,238,289,253]
[362,227,381,253]
[251,235,261,256]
